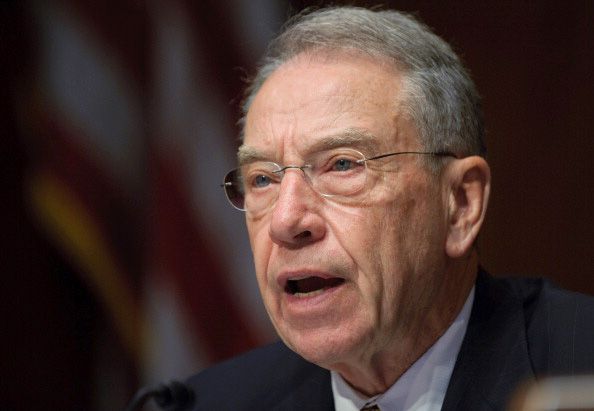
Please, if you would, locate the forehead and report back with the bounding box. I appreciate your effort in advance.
[242,51,417,161]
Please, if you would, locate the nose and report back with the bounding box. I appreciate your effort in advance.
[268,169,326,247]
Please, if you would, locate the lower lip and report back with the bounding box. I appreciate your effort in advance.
[282,281,346,313]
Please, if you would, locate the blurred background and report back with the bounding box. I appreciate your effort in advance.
[1,0,592,410]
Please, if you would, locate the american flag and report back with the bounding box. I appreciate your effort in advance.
[17,0,286,408]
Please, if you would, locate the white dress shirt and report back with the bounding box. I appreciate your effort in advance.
[331,287,475,411]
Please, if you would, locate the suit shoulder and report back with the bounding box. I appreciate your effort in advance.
[187,341,302,389]
[501,275,594,324]
[502,276,594,374]
[185,341,330,410]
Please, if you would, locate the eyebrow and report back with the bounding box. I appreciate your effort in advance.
[237,145,268,166]
[237,128,379,166]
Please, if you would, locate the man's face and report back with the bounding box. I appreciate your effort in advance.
[242,52,450,370]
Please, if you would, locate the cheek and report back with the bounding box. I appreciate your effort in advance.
[326,203,390,293]
[246,219,273,285]
[324,204,373,262]
[360,183,438,288]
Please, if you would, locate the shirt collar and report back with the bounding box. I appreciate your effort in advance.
[331,287,475,411]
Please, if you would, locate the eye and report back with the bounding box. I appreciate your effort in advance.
[332,158,355,172]
[243,163,280,190]
[316,150,364,176]
[253,174,272,188]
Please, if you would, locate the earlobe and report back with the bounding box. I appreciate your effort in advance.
[445,157,491,258]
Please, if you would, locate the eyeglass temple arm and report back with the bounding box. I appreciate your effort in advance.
[361,151,458,163]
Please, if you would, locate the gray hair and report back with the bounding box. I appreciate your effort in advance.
[240,6,486,167]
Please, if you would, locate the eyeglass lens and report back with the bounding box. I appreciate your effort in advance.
[223,148,368,213]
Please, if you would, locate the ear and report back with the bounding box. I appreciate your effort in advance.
[444,156,491,258]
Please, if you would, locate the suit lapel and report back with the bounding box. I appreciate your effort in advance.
[442,270,535,411]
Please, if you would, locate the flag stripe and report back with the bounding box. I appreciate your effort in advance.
[59,0,149,87]
[150,150,261,361]
[28,169,145,365]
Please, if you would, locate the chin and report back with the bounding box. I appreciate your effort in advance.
[279,323,370,369]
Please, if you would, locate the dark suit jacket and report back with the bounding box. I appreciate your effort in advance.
[186,271,594,410]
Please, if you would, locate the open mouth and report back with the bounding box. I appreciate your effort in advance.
[285,276,345,297]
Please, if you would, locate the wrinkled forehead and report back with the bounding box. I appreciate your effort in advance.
[241,51,418,163]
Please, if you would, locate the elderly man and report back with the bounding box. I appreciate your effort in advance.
[186,6,594,410]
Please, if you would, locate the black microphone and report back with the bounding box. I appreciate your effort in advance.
[124,380,194,411]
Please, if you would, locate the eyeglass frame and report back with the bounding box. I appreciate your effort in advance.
[220,150,458,212]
